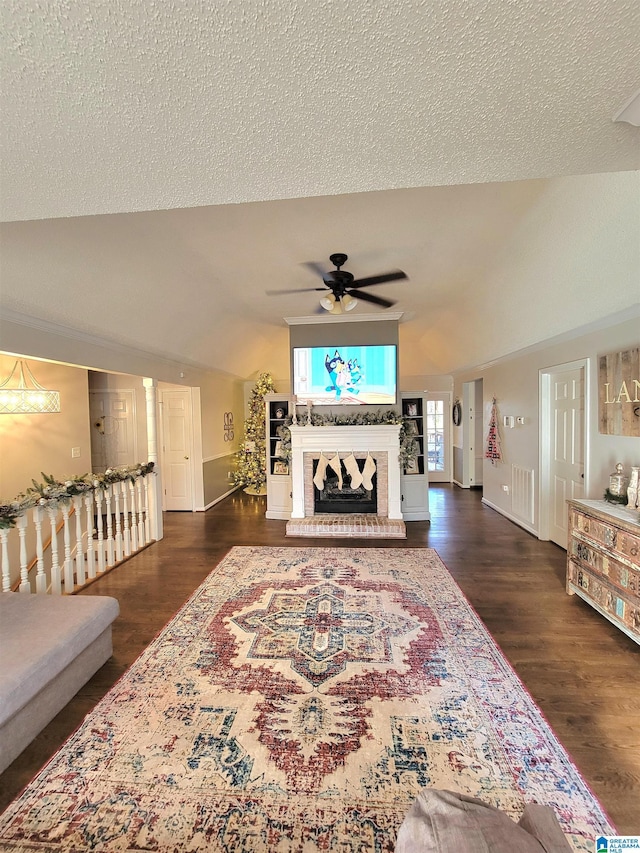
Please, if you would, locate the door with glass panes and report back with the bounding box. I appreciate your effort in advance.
[426,394,451,482]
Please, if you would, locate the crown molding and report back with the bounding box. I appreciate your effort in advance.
[284,312,404,326]
[0,307,223,375]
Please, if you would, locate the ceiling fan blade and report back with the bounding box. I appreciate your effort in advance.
[265,287,327,295]
[349,270,408,289]
[302,261,329,278]
[349,289,395,308]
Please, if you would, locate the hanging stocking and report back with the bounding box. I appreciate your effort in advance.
[343,452,363,489]
[361,452,377,490]
[327,453,343,489]
[313,452,330,490]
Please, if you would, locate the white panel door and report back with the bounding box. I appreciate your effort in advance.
[160,388,194,511]
[549,367,585,548]
[89,390,137,472]
[426,394,451,482]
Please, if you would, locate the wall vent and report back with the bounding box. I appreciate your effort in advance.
[512,465,535,524]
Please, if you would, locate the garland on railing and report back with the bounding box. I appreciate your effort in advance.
[274,411,419,468]
[0,463,155,529]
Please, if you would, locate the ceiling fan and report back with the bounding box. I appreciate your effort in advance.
[266,253,408,314]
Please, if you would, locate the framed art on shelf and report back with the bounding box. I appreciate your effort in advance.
[406,402,418,417]
[404,458,420,475]
[273,461,289,475]
[274,440,284,458]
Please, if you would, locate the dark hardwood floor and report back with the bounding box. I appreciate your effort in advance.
[1,486,638,832]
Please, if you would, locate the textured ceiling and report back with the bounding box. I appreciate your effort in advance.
[1,0,639,222]
[1,2,639,380]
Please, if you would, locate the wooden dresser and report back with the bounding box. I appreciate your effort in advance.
[566,499,640,645]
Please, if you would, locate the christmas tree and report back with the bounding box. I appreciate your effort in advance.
[233,372,276,494]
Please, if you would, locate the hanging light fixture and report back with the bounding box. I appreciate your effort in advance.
[320,294,337,311]
[319,293,358,314]
[341,293,358,312]
[0,359,61,414]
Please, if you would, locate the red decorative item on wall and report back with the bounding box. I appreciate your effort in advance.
[485,397,503,465]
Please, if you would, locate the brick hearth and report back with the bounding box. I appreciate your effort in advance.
[285,514,406,538]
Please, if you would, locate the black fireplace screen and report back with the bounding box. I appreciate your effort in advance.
[313,459,377,514]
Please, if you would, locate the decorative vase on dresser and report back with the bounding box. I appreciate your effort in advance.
[566,499,640,644]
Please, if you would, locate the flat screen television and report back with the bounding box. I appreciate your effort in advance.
[292,345,397,406]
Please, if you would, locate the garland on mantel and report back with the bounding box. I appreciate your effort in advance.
[275,410,418,468]
[0,463,155,529]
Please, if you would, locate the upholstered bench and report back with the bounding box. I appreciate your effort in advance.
[0,591,120,774]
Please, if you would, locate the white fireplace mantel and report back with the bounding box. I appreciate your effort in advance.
[289,424,402,520]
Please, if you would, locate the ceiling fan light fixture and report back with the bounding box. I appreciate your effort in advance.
[320,294,336,311]
[342,294,358,312]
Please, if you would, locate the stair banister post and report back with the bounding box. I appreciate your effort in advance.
[129,480,138,552]
[105,485,115,567]
[62,504,74,593]
[73,495,85,587]
[85,493,96,580]
[136,477,145,546]
[0,529,11,592]
[113,481,123,562]
[121,481,131,557]
[33,505,47,593]
[143,377,163,541]
[95,490,105,574]
[17,514,31,593]
[47,506,62,594]
[143,474,151,544]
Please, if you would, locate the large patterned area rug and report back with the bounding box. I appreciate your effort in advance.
[0,547,614,852]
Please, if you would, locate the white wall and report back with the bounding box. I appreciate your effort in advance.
[454,313,640,534]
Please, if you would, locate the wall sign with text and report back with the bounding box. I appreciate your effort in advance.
[598,347,640,436]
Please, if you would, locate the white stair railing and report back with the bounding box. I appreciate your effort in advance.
[0,465,158,595]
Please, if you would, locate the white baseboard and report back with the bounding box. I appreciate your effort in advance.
[199,486,241,512]
[481,497,538,537]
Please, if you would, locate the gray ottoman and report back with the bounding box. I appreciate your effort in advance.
[0,591,120,773]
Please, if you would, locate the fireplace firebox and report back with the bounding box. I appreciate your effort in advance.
[313,459,377,514]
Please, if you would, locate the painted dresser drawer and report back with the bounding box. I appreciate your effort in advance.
[570,506,640,568]
[567,559,640,638]
[569,539,640,596]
